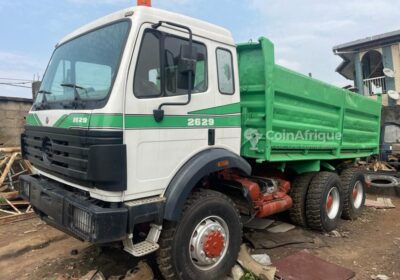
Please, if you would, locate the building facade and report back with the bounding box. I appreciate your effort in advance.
[333,30,400,106]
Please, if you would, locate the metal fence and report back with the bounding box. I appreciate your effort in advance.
[363,76,386,95]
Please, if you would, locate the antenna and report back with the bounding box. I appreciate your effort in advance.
[383,68,395,78]
[388,90,400,100]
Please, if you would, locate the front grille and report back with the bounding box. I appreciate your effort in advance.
[21,126,123,187]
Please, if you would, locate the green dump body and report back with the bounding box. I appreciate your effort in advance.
[237,37,381,164]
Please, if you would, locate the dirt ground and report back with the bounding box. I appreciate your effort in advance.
[0,194,399,280]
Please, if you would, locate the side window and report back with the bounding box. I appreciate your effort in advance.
[164,36,207,96]
[134,31,161,98]
[216,48,234,94]
[133,29,207,98]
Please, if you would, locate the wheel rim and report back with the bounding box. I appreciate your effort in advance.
[352,181,363,209]
[326,187,340,219]
[189,215,229,270]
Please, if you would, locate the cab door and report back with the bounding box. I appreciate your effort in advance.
[124,24,239,200]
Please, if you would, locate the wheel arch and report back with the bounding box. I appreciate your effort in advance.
[163,148,251,221]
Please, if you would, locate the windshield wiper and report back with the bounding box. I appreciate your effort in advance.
[38,90,52,95]
[34,90,52,110]
[60,83,86,109]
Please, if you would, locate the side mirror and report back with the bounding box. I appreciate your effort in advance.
[177,45,197,90]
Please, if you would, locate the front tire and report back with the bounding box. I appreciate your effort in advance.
[157,189,242,280]
[306,172,343,232]
[340,168,366,220]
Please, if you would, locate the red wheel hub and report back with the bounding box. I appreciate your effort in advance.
[326,195,333,210]
[203,230,225,258]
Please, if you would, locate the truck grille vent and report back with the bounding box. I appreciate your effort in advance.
[21,126,123,185]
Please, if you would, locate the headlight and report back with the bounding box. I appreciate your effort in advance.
[71,207,94,235]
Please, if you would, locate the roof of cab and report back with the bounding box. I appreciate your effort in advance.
[58,6,234,46]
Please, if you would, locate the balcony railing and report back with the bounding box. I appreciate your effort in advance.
[363,76,386,95]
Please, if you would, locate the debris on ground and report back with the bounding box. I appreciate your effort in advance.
[237,244,276,280]
[244,218,275,230]
[251,253,272,266]
[79,261,153,280]
[371,274,390,280]
[0,147,34,225]
[124,261,154,280]
[273,249,355,280]
[245,229,316,249]
[365,198,396,209]
[231,264,244,280]
[266,222,295,233]
[368,160,396,172]
[324,230,347,238]
[80,270,106,280]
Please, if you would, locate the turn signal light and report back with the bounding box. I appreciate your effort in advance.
[137,0,151,6]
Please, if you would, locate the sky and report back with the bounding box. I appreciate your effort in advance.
[1,0,400,98]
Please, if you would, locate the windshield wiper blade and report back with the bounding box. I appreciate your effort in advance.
[37,90,52,95]
[60,83,87,92]
[60,83,86,109]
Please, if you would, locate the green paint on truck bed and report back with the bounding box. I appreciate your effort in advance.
[238,37,381,162]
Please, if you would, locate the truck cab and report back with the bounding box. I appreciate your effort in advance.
[24,6,240,202]
[21,6,247,279]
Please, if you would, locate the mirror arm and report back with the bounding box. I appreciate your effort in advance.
[152,21,194,122]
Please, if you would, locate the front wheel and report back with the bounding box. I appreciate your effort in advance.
[157,189,242,280]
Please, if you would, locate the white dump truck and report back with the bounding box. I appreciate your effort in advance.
[19,2,381,279]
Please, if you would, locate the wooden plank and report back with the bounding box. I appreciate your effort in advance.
[0,156,9,169]
[0,147,20,153]
[0,212,35,225]
[0,200,29,207]
[5,198,21,214]
[24,160,34,173]
[0,191,19,200]
[0,152,18,186]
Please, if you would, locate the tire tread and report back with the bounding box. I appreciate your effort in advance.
[340,168,365,220]
[156,189,242,280]
[306,172,341,232]
[289,173,315,227]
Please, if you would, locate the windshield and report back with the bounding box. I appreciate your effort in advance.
[34,20,130,110]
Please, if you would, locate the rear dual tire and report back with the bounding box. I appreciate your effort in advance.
[306,172,343,232]
[289,172,316,227]
[340,168,366,220]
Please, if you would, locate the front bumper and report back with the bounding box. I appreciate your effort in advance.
[19,174,128,243]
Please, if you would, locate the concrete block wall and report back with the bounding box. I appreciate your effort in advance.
[0,96,32,147]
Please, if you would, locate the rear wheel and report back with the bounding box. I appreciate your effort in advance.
[306,172,342,232]
[340,168,366,220]
[156,189,242,280]
[289,172,316,227]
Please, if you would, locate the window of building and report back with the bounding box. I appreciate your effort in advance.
[384,124,400,143]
